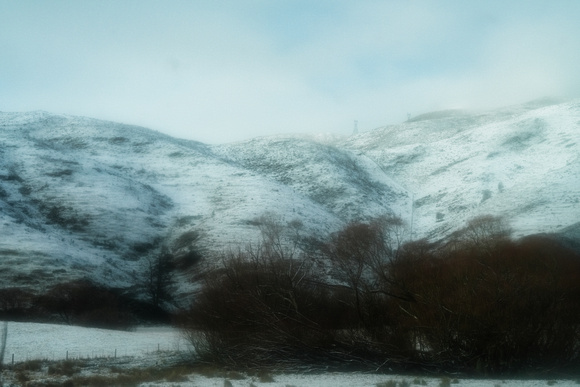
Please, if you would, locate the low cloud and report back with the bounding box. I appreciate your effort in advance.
[1,1,579,143]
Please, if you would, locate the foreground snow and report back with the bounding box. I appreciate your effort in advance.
[3,321,189,362]
[1,322,578,386]
[145,374,580,387]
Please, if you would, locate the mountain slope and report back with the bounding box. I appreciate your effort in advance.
[1,99,578,298]
[0,112,407,294]
[213,137,409,222]
[337,99,580,241]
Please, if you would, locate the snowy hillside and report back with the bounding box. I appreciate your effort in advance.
[337,98,580,241]
[213,137,409,223]
[0,99,578,297]
[0,112,407,294]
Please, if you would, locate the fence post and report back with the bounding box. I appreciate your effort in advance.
[0,322,7,367]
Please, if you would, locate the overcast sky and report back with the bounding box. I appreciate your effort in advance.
[2,1,580,144]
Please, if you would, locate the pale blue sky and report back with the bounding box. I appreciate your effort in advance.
[1,1,580,143]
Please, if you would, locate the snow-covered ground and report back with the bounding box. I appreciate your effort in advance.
[164,374,580,387]
[1,322,578,386]
[3,322,189,363]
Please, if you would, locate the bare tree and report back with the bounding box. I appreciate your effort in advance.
[325,216,410,311]
[253,212,294,260]
[143,252,175,308]
[446,215,512,255]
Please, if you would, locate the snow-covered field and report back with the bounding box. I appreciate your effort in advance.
[3,322,189,363]
[1,322,578,386]
[167,374,580,387]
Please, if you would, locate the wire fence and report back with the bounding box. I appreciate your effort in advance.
[5,341,190,365]
[2,322,192,365]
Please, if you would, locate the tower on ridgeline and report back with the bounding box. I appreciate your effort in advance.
[353,120,358,135]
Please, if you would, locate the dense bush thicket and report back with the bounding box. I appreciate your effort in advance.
[0,287,34,319]
[180,250,338,366]
[391,233,580,373]
[181,215,580,375]
[0,245,185,328]
[0,280,172,329]
[35,280,134,329]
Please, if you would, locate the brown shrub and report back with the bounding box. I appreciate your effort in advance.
[182,216,580,374]
[35,280,133,329]
[390,233,580,373]
[180,247,348,367]
[0,287,34,318]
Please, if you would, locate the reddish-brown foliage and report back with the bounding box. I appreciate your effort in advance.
[183,216,580,374]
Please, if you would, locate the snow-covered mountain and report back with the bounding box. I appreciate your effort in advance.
[0,98,578,295]
[0,111,408,293]
[336,98,579,242]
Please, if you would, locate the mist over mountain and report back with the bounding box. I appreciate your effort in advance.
[0,98,578,298]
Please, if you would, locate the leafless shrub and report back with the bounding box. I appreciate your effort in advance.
[142,252,176,308]
[182,215,580,374]
[181,248,332,367]
[35,280,133,329]
[391,230,580,373]
[0,287,34,317]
